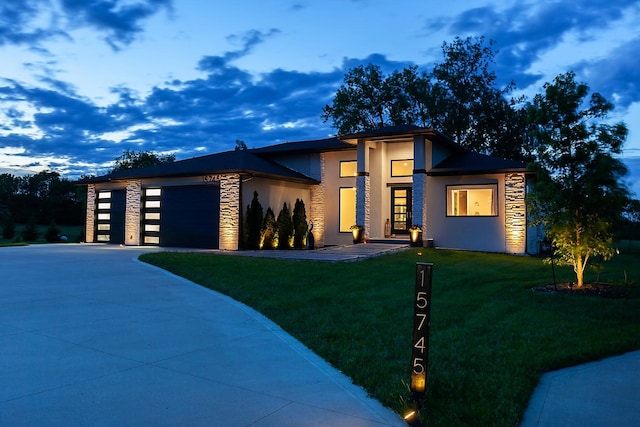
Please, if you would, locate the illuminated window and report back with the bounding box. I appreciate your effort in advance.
[97,224,110,231]
[339,187,356,232]
[340,161,357,177]
[145,188,161,197]
[447,185,497,216]
[145,200,161,208]
[98,191,111,199]
[97,213,110,220]
[391,159,413,177]
[98,202,110,210]
[144,236,160,244]
[145,212,160,220]
[145,224,160,232]
[97,234,110,242]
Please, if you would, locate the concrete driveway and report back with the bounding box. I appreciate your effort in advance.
[0,244,404,426]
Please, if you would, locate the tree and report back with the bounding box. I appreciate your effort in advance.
[321,37,530,161]
[321,64,391,134]
[111,149,175,173]
[527,72,630,288]
[234,139,248,151]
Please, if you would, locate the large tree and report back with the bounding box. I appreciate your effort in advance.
[111,149,175,173]
[321,36,531,160]
[527,72,630,288]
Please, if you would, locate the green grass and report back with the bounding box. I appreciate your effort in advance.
[0,224,84,246]
[140,248,640,426]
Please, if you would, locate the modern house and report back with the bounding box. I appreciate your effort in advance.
[80,125,536,253]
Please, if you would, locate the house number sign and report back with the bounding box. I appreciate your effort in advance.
[410,262,433,400]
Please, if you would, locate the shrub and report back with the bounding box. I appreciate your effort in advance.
[45,220,61,242]
[292,198,308,249]
[2,216,16,239]
[276,202,293,249]
[22,218,40,241]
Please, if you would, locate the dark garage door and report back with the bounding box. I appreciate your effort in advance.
[160,185,220,249]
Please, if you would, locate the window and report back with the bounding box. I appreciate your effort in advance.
[447,185,497,216]
[145,200,161,209]
[340,161,357,177]
[391,159,413,177]
[98,191,111,199]
[339,187,356,232]
[145,188,161,197]
[142,188,161,246]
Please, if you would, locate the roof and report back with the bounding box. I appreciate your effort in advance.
[81,150,319,184]
[428,151,527,176]
[250,137,355,154]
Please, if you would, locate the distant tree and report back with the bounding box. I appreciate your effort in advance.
[276,202,293,250]
[261,207,277,249]
[244,191,263,250]
[111,149,175,173]
[527,72,630,288]
[292,199,308,249]
[235,139,248,150]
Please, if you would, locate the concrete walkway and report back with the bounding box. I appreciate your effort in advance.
[520,350,640,427]
[0,244,405,426]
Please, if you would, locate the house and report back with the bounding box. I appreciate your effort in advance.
[80,125,535,253]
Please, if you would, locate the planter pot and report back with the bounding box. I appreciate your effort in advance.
[352,227,364,244]
[410,229,423,247]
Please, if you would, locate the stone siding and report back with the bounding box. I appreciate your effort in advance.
[505,173,526,254]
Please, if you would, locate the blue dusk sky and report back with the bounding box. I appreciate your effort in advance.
[1,0,639,196]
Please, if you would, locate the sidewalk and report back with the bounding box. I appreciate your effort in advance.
[520,350,640,427]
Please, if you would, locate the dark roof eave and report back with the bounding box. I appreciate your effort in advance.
[427,167,529,176]
[77,168,318,185]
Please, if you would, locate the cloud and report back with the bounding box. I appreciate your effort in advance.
[0,0,172,50]
[430,0,640,92]
[0,0,66,46]
[59,0,173,49]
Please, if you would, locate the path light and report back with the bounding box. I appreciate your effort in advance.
[403,408,423,427]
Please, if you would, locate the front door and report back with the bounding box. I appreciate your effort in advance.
[391,187,412,234]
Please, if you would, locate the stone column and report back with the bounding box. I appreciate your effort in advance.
[125,180,141,245]
[412,135,428,232]
[85,184,95,243]
[219,174,240,250]
[309,153,326,247]
[356,139,371,238]
[505,173,526,254]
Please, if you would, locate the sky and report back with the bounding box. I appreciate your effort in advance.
[0,0,639,196]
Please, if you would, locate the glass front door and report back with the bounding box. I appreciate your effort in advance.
[391,187,412,234]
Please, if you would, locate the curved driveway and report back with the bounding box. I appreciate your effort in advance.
[0,244,404,426]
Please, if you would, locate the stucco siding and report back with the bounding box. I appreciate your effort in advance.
[426,174,507,252]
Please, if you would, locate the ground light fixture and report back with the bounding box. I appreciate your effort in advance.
[403,408,423,427]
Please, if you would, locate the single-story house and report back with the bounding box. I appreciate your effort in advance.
[79,125,538,253]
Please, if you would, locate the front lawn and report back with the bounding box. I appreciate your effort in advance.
[140,248,640,426]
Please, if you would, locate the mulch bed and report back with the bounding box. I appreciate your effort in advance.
[532,282,630,298]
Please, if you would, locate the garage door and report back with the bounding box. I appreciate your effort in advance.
[159,185,220,249]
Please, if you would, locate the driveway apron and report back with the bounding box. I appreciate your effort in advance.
[0,244,404,426]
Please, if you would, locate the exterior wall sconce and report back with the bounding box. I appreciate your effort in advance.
[409,226,423,247]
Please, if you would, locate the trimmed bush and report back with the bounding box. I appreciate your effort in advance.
[244,191,263,249]
[293,198,308,249]
[261,207,277,249]
[276,202,293,249]
[22,218,40,241]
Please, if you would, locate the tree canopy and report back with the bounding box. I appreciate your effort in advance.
[111,149,175,173]
[321,36,532,161]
